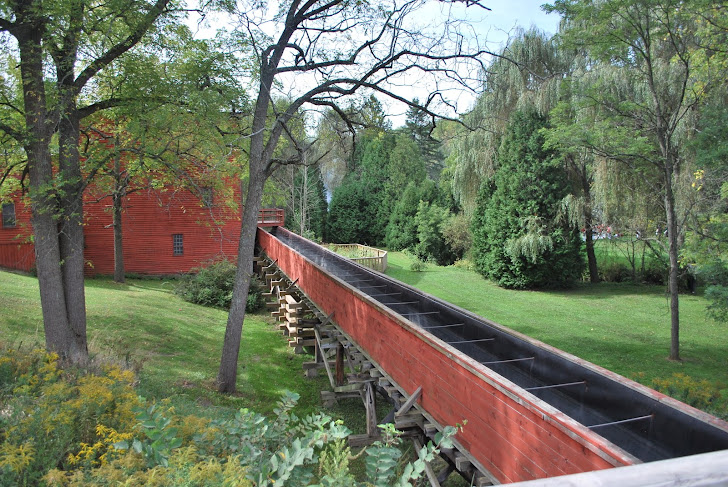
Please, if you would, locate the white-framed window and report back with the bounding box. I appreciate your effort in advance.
[2,202,15,228]
[173,234,184,256]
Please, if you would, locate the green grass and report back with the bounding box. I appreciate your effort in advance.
[386,252,728,393]
[0,270,330,419]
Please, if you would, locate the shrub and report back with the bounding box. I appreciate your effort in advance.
[413,201,455,266]
[42,388,455,487]
[599,261,633,283]
[652,373,727,420]
[441,213,472,260]
[452,259,475,271]
[641,259,667,285]
[410,259,427,272]
[384,182,421,251]
[175,259,264,312]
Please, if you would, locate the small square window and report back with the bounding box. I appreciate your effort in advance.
[173,234,183,256]
[2,203,16,228]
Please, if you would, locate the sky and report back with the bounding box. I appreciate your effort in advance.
[386,0,562,124]
[186,0,562,126]
[482,0,561,43]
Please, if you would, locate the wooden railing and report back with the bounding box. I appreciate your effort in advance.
[326,243,387,272]
[257,208,285,227]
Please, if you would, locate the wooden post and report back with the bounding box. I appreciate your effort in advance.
[364,381,378,438]
[335,342,345,386]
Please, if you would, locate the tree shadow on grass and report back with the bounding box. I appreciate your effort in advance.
[84,277,177,294]
[384,260,426,287]
[543,282,671,300]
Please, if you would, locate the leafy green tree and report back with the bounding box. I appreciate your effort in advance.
[78,30,243,284]
[546,0,717,360]
[683,102,728,321]
[472,109,583,289]
[0,0,175,363]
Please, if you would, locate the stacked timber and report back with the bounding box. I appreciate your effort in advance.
[255,255,317,354]
[277,294,317,353]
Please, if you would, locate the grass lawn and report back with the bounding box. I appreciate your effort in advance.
[385,252,728,396]
[0,270,336,420]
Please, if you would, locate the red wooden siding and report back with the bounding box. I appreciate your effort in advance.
[0,196,35,272]
[258,227,636,484]
[83,188,241,276]
[0,186,242,276]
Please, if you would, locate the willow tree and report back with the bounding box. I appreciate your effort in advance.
[453,28,608,282]
[0,0,176,363]
[453,28,569,213]
[216,0,491,393]
[543,65,662,284]
[546,0,711,361]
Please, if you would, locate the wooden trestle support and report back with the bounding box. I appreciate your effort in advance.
[254,253,494,487]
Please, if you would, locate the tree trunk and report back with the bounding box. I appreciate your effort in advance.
[216,164,266,393]
[300,165,308,236]
[113,154,126,283]
[584,227,600,284]
[580,165,599,283]
[16,15,84,362]
[664,166,680,361]
[113,190,125,283]
[57,68,89,363]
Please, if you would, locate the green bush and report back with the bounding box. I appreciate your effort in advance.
[441,213,472,260]
[598,261,633,283]
[175,260,264,312]
[413,201,456,266]
[452,259,476,271]
[641,261,667,285]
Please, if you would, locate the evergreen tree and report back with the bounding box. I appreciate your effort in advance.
[414,200,456,265]
[472,109,583,289]
[385,179,436,250]
[379,133,427,235]
[327,173,382,245]
[404,101,443,179]
[327,132,393,245]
